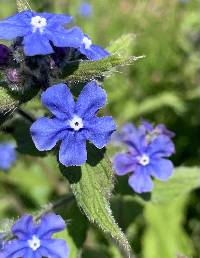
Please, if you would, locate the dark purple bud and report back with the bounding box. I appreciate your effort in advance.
[49,58,56,70]
[6,68,21,83]
[0,44,10,65]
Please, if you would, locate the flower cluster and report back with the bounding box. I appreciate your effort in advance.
[30,81,116,166]
[113,121,175,193]
[0,213,69,258]
[0,10,109,60]
[0,143,16,171]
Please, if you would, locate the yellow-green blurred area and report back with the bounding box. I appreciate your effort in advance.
[0,0,199,258]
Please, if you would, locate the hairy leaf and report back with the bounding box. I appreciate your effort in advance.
[16,0,32,12]
[61,54,144,86]
[107,34,136,57]
[152,166,200,203]
[0,87,19,124]
[60,146,132,257]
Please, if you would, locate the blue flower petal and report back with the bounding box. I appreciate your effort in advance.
[147,135,175,158]
[23,248,34,258]
[0,143,16,171]
[85,116,116,148]
[12,215,34,239]
[0,23,29,40]
[47,27,83,48]
[139,120,154,134]
[0,11,32,40]
[155,124,175,138]
[40,239,69,258]
[41,84,75,120]
[113,153,137,175]
[41,13,73,26]
[111,123,138,145]
[30,118,67,151]
[36,213,65,238]
[149,158,174,181]
[128,166,154,193]
[59,132,87,166]
[23,32,54,56]
[33,251,41,258]
[80,44,109,60]
[1,240,28,258]
[124,130,146,154]
[75,81,106,119]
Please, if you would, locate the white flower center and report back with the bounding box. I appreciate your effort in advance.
[28,235,41,251]
[69,115,83,131]
[31,16,47,33]
[82,36,92,49]
[138,154,150,166]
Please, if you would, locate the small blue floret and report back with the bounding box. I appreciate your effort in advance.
[78,2,93,17]
[0,143,16,171]
[0,213,69,258]
[113,122,175,193]
[0,11,83,56]
[30,81,116,166]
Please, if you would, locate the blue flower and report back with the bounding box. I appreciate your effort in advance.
[78,2,93,17]
[0,11,83,56]
[0,143,16,171]
[113,127,175,193]
[79,35,110,60]
[0,213,69,258]
[30,81,116,166]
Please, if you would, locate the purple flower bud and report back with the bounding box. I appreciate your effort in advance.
[6,68,21,83]
[0,44,10,65]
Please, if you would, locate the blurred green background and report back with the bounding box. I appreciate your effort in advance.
[0,0,199,258]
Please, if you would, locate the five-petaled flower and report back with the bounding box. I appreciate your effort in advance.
[0,143,16,171]
[79,34,110,60]
[113,125,175,193]
[0,213,68,258]
[0,10,83,56]
[30,81,116,166]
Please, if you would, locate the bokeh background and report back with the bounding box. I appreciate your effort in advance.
[0,0,199,258]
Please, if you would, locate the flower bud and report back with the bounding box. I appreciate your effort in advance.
[0,44,10,66]
[6,68,21,83]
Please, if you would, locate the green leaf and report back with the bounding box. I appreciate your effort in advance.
[60,146,132,257]
[61,54,144,86]
[120,91,185,122]
[143,197,193,258]
[107,34,136,57]
[0,87,19,125]
[152,166,200,203]
[0,87,19,114]
[16,0,32,12]
[1,158,52,205]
